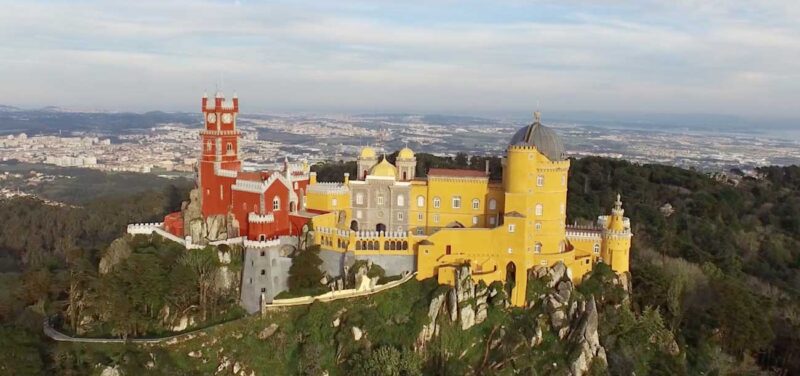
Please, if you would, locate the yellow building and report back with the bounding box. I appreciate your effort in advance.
[305,112,632,307]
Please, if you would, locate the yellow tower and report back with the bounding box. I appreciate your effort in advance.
[601,194,632,273]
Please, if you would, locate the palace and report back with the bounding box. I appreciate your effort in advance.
[158,93,631,311]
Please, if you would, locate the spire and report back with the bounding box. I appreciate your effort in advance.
[534,110,541,125]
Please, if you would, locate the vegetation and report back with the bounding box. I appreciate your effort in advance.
[2,155,800,374]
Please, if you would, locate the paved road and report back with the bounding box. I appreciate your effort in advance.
[43,319,216,344]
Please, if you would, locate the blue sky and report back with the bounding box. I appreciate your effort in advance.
[0,0,797,119]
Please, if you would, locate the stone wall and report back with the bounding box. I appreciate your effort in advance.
[318,248,415,278]
[240,240,296,314]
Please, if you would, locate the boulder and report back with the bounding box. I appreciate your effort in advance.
[188,351,202,358]
[332,318,340,328]
[417,290,447,347]
[258,323,279,340]
[205,214,228,242]
[459,305,476,330]
[99,237,133,275]
[557,280,573,302]
[547,262,568,288]
[567,297,607,376]
[100,366,121,376]
[530,325,543,347]
[352,326,363,341]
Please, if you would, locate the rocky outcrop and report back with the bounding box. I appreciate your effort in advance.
[258,324,279,340]
[181,188,231,244]
[416,289,447,349]
[567,297,607,376]
[99,237,132,275]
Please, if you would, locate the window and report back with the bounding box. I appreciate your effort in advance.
[472,198,480,210]
[535,203,543,216]
[397,195,405,207]
[535,242,542,253]
[261,288,266,293]
[377,195,384,205]
[507,248,513,254]
[472,216,478,225]
[397,212,404,220]
[332,198,338,207]
[433,197,441,208]
[489,217,496,225]
[489,199,497,210]
[205,141,212,151]
[416,228,424,235]
[417,195,425,207]
[433,214,440,223]
[417,212,423,221]
[537,175,544,186]
[260,251,265,256]
[356,210,362,219]
[294,182,298,189]
[260,269,265,275]
[226,143,233,153]
[452,196,461,209]
[508,224,516,233]
[593,243,600,255]
[273,197,280,210]
[356,192,364,205]
[535,222,542,232]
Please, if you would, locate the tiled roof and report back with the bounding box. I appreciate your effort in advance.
[427,168,487,178]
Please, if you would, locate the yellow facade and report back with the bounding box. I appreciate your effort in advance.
[304,113,633,307]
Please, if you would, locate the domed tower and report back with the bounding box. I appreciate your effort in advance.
[369,157,397,178]
[357,147,378,180]
[395,147,416,181]
[601,194,632,273]
[503,111,570,258]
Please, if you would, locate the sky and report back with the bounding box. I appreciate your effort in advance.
[0,0,798,120]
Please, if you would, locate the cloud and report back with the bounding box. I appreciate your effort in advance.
[0,0,797,119]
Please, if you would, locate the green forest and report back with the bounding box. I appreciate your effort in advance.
[1,155,799,374]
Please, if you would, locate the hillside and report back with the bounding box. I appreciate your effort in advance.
[1,157,799,374]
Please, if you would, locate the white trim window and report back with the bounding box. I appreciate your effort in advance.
[377,195,384,206]
[273,197,280,211]
[433,197,441,209]
[331,198,338,207]
[472,198,480,210]
[356,192,364,205]
[472,216,478,225]
[536,175,544,187]
[508,224,516,233]
[593,243,601,255]
[452,196,461,209]
[535,222,542,232]
[417,195,425,207]
[433,214,440,223]
[417,212,423,221]
[535,242,542,254]
[397,212,404,220]
[489,199,497,210]
[535,203,543,216]
[397,195,405,207]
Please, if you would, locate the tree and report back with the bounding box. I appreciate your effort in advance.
[349,346,422,376]
[287,245,324,293]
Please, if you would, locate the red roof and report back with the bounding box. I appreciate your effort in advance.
[237,171,271,182]
[427,168,487,178]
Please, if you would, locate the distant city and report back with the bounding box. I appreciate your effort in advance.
[1,107,799,185]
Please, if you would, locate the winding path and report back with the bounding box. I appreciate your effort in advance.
[42,319,220,344]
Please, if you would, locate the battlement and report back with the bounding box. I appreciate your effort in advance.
[213,162,238,178]
[202,92,239,112]
[243,236,298,249]
[200,130,240,136]
[127,222,164,234]
[307,182,349,195]
[248,212,275,224]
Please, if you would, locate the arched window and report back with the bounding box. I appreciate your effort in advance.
[535,203,543,216]
[489,199,497,210]
[273,197,280,211]
[397,195,405,207]
[472,198,480,210]
[536,175,544,186]
[593,243,600,254]
[226,143,233,153]
[534,242,542,253]
[433,197,441,208]
[385,241,390,250]
[417,195,425,207]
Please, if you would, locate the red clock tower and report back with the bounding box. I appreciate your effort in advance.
[199,92,241,217]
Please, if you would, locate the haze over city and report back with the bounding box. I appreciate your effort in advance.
[1,0,799,123]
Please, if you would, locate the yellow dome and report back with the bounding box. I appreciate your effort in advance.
[369,158,397,177]
[359,147,376,159]
[398,147,415,159]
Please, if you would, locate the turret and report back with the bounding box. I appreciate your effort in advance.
[343,172,350,185]
[310,171,318,185]
[601,193,632,273]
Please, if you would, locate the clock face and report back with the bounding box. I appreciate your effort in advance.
[207,113,217,123]
[222,113,233,124]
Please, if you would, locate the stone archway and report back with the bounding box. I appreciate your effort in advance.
[350,220,359,231]
[376,223,387,232]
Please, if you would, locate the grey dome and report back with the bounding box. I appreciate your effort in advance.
[509,114,566,161]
